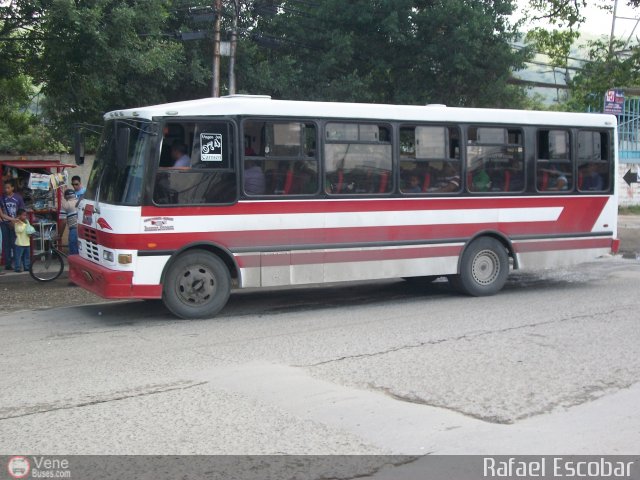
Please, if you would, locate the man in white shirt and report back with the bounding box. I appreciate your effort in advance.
[171,142,191,168]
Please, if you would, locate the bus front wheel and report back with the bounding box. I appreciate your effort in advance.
[451,237,509,296]
[163,250,231,319]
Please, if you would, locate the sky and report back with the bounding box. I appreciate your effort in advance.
[582,1,639,39]
[515,0,640,41]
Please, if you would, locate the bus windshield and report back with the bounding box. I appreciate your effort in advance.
[85,119,157,206]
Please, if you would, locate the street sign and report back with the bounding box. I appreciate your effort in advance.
[180,31,207,41]
[220,41,231,57]
[604,89,625,115]
[192,13,215,23]
[623,169,639,186]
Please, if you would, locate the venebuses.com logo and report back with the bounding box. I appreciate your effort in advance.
[6,456,71,479]
[7,456,30,479]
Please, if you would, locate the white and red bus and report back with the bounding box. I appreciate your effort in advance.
[69,96,620,318]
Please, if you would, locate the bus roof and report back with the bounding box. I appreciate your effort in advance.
[105,95,617,128]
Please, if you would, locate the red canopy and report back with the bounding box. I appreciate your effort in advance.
[1,160,76,170]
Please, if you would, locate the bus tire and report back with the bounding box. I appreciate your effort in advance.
[455,237,509,296]
[163,250,231,319]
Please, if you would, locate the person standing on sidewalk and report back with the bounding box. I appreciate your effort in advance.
[0,207,14,275]
[1,179,25,270]
[12,208,31,273]
[59,177,84,241]
[61,188,79,255]
[71,175,86,198]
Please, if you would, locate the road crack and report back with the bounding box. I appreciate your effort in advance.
[298,305,636,368]
[0,381,208,421]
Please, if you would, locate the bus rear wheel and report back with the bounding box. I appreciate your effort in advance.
[452,237,509,296]
[163,250,231,319]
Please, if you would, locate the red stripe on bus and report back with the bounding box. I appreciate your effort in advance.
[82,196,611,253]
[140,196,609,217]
[81,218,606,252]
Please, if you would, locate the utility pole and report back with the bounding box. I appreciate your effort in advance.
[609,0,619,55]
[228,0,240,95]
[212,0,222,97]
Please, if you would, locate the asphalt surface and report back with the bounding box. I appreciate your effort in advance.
[618,214,640,257]
[1,257,639,456]
[0,215,639,460]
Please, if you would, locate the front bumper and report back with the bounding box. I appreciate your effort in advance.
[68,255,162,299]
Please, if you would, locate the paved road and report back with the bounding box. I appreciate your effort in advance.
[1,256,639,455]
[619,214,640,257]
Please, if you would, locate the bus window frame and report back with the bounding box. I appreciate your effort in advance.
[535,128,573,195]
[465,125,526,195]
[397,123,462,196]
[323,120,394,196]
[575,128,613,194]
[240,117,321,198]
[150,117,240,207]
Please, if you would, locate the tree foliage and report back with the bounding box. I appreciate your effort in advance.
[34,0,188,141]
[1,0,534,152]
[521,0,640,112]
[567,39,640,111]
[237,0,529,108]
[0,0,63,153]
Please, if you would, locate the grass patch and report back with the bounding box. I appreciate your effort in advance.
[619,205,640,215]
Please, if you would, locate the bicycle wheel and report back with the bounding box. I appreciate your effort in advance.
[30,250,65,282]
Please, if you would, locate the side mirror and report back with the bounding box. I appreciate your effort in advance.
[116,125,131,170]
[73,129,85,165]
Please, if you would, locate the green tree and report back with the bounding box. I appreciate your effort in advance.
[567,39,640,111]
[237,0,530,108]
[33,0,187,142]
[3,0,534,151]
[520,0,640,112]
[0,0,64,153]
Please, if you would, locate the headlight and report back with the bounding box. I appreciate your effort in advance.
[103,250,114,262]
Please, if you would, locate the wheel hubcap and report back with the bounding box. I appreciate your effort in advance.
[176,264,216,305]
[471,249,500,285]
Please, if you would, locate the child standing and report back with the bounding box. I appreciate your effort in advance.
[12,208,31,273]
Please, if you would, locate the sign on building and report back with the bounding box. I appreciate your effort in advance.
[604,89,625,115]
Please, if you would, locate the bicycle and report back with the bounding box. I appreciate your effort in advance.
[29,223,67,282]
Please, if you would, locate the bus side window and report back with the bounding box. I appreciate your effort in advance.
[399,125,461,194]
[324,123,392,195]
[577,131,609,192]
[466,127,524,193]
[536,129,572,193]
[242,120,319,197]
[153,121,237,205]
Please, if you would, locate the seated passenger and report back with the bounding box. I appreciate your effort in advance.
[581,162,604,191]
[472,169,491,192]
[549,171,568,190]
[433,162,460,193]
[170,142,191,168]
[404,174,422,193]
[244,160,266,195]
